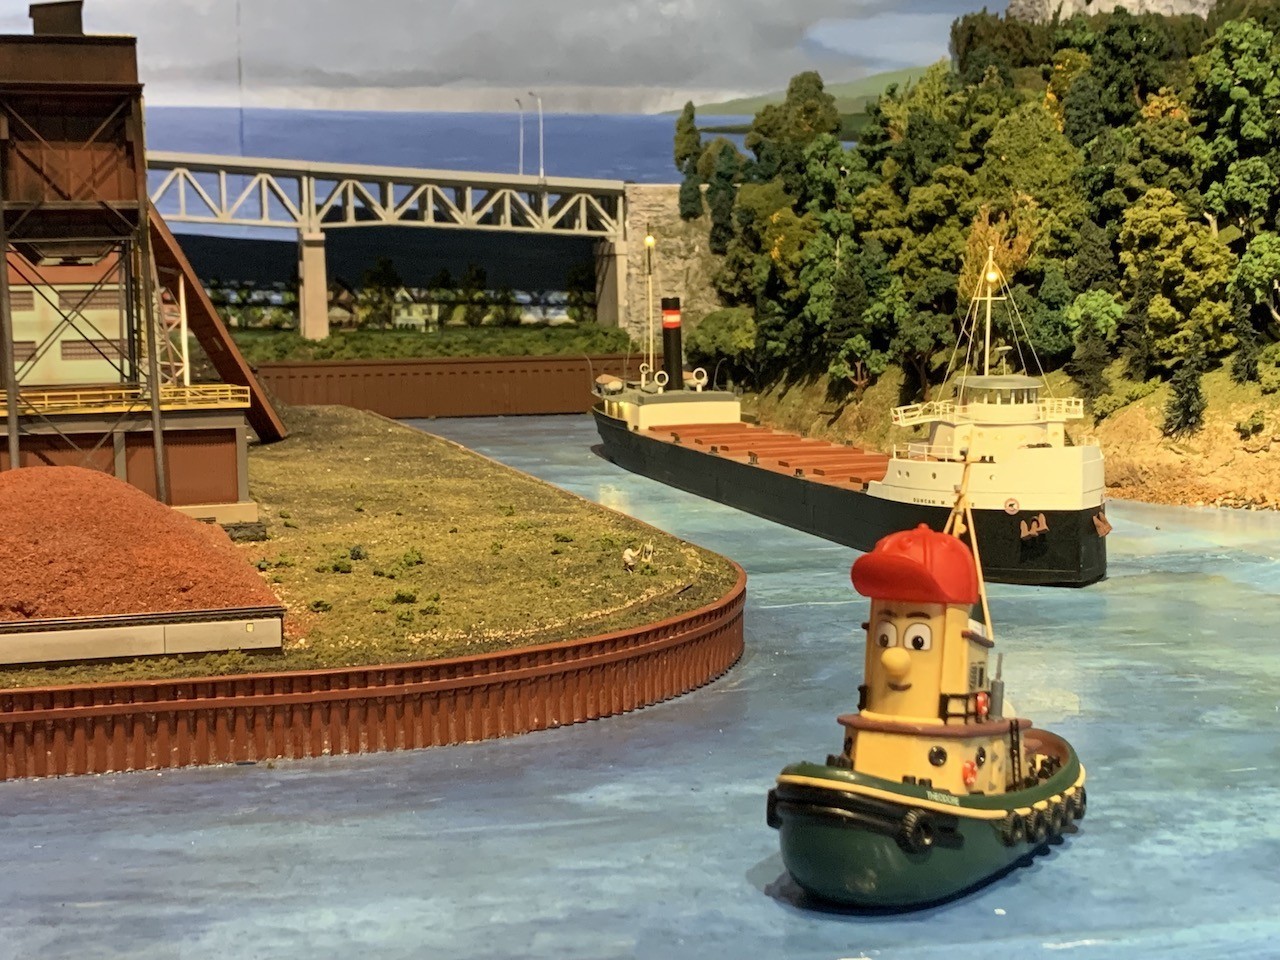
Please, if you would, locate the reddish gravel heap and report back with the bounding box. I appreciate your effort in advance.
[0,466,278,621]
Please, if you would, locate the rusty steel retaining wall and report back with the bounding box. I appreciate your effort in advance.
[252,353,658,419]
[0,567,745,780]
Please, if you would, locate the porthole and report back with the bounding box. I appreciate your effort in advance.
[928,746,947,767]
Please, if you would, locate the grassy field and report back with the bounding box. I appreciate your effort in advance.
[231,325,637,364]
[0,406,739,689]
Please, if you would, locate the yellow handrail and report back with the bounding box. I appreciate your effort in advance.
[0,384,251,416]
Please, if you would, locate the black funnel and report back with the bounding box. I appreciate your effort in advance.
[661,297,683,390]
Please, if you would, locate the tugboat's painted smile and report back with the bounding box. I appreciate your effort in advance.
[888,681,912,692]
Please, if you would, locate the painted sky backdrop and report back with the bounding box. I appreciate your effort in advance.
[1,0,1005,111]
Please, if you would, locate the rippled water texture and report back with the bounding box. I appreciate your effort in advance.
[3,414,1279,960]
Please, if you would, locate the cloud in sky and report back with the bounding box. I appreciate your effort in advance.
[1,0,1000,110]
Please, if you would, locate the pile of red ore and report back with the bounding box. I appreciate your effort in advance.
[1,466,278,621]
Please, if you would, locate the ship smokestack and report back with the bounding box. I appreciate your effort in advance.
[661,297,683,391]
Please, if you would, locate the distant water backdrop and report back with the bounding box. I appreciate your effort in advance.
[145,107,750,184]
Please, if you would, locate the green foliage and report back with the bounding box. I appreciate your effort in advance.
[1119,188,1237,370]
[392,590,417,604]
[1068,325,1112,405]
[1067,220,1119,293]
[745,71,841,159]
[349,545,368,561]
[1236,409,1266,438]
[684,308,757,387]
[706,146,740,255]
[565,262,597,324]
[673,12,1280,403]
[231,325,635,363]
[1190,19,1280,236]
[357,257,402,330]
[1093,380,1157,420]
[674,101,701,171]
[1232,313,1261,384]
[458,264,489,327]
[678,173,704,220]
[1066,289,1124,342]
[1163,358,1207,436]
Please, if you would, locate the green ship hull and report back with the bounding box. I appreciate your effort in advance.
[767,731,1085,908]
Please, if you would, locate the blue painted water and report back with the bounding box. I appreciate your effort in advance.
[3,415,1280,959]
[145,107,749,184]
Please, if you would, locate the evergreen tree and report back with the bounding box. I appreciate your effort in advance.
[1231,302,1261,384]
[1067,219,1119,293]
[825,248,870,350]
[1068,324,1112,405]
[673,101,701,172]
[678,171,704,220]
[707,147,738,255]
[1163,355,1207,436]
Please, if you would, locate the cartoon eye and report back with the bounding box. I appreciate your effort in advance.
[875,621,898,648]
[904,623,932,651]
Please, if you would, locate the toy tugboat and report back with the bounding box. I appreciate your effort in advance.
[766,459,1087,908]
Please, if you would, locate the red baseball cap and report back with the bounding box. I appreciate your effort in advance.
[851,524,979,604]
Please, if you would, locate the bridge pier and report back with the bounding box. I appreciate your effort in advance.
[594,238,628,329]
[297,230,329,341]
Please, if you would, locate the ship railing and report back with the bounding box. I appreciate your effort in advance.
[1038,397,1084,420]
[892,400,954,427]
[893,442,965,462]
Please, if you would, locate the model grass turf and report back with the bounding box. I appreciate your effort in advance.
[0,406,737,688]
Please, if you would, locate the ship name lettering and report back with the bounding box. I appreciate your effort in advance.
[925,790,959,806]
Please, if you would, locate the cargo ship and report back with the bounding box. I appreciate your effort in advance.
[592,250,1108,587]
[765,460,1087,908]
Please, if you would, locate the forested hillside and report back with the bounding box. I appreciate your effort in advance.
[673,2,1280,443]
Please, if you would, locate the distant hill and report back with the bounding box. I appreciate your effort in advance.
[686,66,933,117]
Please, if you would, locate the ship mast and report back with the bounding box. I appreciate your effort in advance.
[980,245,1004,378]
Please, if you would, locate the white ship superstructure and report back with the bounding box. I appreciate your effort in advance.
[870,251,1106,516]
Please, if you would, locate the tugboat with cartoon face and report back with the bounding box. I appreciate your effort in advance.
[766,463,1087,908]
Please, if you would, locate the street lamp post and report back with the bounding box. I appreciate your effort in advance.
[527,90,544,180]
[514,98,525,176]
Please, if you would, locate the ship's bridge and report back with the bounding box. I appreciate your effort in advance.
[892,375,1083,428]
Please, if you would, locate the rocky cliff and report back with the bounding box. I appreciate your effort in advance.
[1006,0,1213,21]
[621,184,723,344]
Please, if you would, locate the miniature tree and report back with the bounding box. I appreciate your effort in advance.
[1163,355,1207,436]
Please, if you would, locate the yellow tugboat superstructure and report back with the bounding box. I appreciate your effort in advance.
[767,456,1088,907]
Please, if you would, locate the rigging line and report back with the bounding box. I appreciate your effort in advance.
[944,274,984,395]
[1001,274,1054,395]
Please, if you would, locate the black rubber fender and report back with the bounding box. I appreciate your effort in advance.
[897,809,935,854]
[1026,808,1049,843]
[1048,800,1068,836]
[999,813,1026,847]
[1071,786,1087,820]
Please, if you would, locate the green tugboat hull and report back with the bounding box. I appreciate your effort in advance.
[768,735,1085,908]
